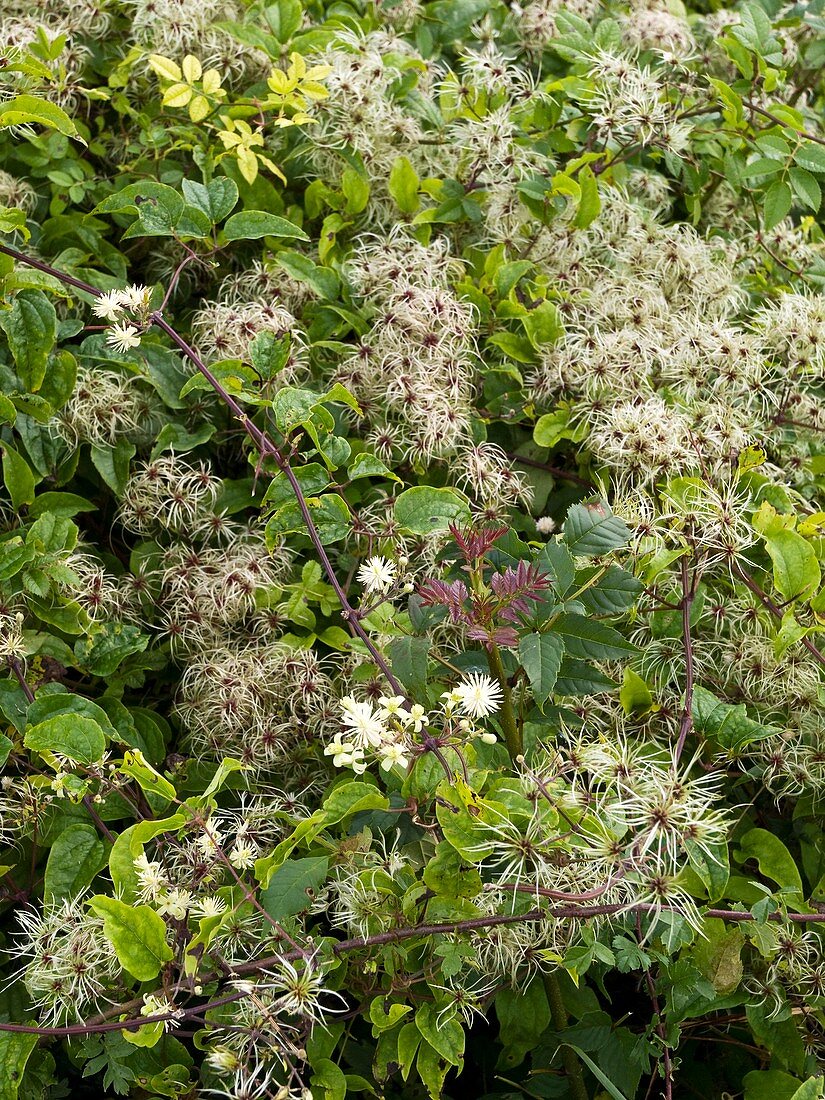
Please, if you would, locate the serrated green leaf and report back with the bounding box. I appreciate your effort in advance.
[562,502,631,556]
[553,613,637,660]
[519,631,564,706]
[789,166,821,211]
[763,180,792,231]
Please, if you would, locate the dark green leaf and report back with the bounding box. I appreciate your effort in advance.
[223,211,308,241]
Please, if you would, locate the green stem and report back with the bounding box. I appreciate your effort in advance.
[487,643,522,762]
[544,972,589,1100]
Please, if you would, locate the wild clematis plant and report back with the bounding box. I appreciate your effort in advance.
[4,0,825,1097]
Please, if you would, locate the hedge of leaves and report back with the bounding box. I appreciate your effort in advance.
[4,0,825,1097]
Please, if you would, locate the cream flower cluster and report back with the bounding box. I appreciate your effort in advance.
[92,284,154,354]
[326,673,502,775]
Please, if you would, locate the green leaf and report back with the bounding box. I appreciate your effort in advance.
[24,714,107,765]
[519,631,564,706]
[555,658,616,695]
[522,300,563,347]
[1,446,36,510]
[533,407,587,448]
[263,0,303,41]
[794,142,825,175]
[40,349,76,412]
[265,493,351,545]
[389,156,420,214]
[762,529,820,600]
[347,452,401,483]
[28,491,95,519]
[789,1079,825,1100]
[736,827,804,896]
[0,94,80,139]
[95,182,185,238]
[223,210,308,241]
[388,636,430,697]
[264,462,329,507]
[88,896,173,981]
[416,1039,449,1100]
[271,385,329,433]
[763,180,792,231]
[394,486,470,535]
[109,814,187,901]
[573,164,601,228]
[619,668,652,714]
[0,207,29,242]
[310,1058,347,1100]
[26,691,117,738]
[744,1071,816,1100]
[580,566,642,615]
[0,1031,39,1100]
[249,331,291,380]
[180,177,238,222]
[90,440,135,496]
[553,613,637,660]
[562,1044,630,1100]
[691,685,775,752]
[44,823,105,903]
[562,501,631,556]
[496,975,550,1067]
[176,204,212,238]
[422,841,482,898]
[151,421,215,459]
[255,781,388,887]
[370,998,412,1033]
[789,166,821,211]
[415,1002,464,1066]
[692,918,744,994]
[73,622,150,677]
[321,780,389,824]
[119,748,176,802]
[342,168,370,215]
[260,856,329,921]
[198,757,247,803]
[685,836,730,900]
[275,250,339,298]
[0,289,56,392]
